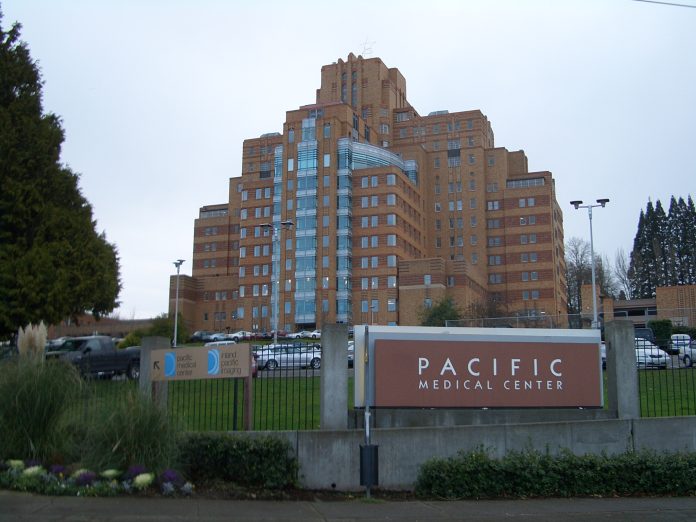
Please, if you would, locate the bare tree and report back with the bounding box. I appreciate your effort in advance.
[565,237,591,314]
[614,248,633,300]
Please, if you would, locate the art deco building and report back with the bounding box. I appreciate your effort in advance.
[170,54,567,334]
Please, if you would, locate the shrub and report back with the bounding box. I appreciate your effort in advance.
[177,433,297,489]
[81,388,178,471]
[415,448,696,499]
[648,319,673,348]
[0,358,82,461]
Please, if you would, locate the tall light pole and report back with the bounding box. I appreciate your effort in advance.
[173,259,185,346]
[261,220,293,345]
[570,199,609,329]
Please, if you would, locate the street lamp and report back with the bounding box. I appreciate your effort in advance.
[173,259,185,347]
[260,220,294,345]
[570,199,609,329]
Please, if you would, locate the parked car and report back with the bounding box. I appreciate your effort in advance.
[287,330,312,339]
[204,340,237,347]
[189,331,215,343]
[679,345,695,368]
[208,332,229,342]
[600,341,606,369]
[309,329,321,339]
[228,330,253,342]
[254,343,322,370]
[635,327,656,344]
[45,336,140,379]
[670,334,692,355]
[635,337,668,369]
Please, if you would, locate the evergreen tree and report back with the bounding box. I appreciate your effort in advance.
[419,296,461,327]
[0,11,121,338]
[628,196,696,298]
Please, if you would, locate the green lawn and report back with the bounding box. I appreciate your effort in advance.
[77,368,696,432]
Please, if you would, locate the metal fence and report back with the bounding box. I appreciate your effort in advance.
[42,341,323,432]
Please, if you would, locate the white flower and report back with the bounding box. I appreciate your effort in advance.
[100,469,121,480]
[7,460,25,470]
[22,465,45,477]
[133,473,154,490]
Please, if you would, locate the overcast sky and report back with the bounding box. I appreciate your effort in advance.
[4,0,695,319]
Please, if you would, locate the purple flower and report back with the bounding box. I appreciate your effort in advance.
[157,469,184,487]
[74,471,97,487]
[49,464,66,476]
[24,459,42,468]
[124,465,148,480]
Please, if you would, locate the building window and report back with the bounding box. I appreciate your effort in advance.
[387,255,397,267]
[424,298,432,309]
[488,255,502,266]
[489,274,503,284]
[487,200,500,211]
[371,276,379,289]
[388,298,397,312]
[387,234,396,246]
[424,274,431,285]
[287,158,294,171]
[387,194,396,206]
[388,275,397,288]
[361,278,368,290]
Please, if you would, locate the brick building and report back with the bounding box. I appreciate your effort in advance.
[171,54,567,334]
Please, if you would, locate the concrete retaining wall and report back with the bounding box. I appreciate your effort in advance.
[243,416,696,491]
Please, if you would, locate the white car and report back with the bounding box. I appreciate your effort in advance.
[678,338,696,368]
[309,329,321,339]
[287,330,312,339]
[228,330,252,342]
[348,340,354,368]
[635,338,668,369]
[671,334,692,355]
[254,343,322,370]
[204,340,237,347]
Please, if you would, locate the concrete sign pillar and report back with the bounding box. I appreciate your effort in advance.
[605,321,640,419]
[139,336,169,410]
[320,324,348,429]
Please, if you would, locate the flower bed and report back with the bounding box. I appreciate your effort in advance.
[0,459,193,497]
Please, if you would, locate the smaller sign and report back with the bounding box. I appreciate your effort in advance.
[151,344,250,381]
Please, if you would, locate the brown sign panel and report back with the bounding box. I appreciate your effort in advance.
[374,339,601,408]
[151,344,250,381]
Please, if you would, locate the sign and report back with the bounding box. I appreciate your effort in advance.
[373,338,602,408]
[150,344,251,381]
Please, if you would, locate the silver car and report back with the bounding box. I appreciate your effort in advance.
[254,343,322,370]
[635,338,668,369]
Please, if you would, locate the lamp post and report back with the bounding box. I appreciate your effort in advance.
[260,220,294,345]
[173,259,185,346]
[570,199,609,329]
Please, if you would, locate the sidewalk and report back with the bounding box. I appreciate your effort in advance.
[3,490,696,521]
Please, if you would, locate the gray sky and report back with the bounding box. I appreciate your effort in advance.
[4,0,695,319]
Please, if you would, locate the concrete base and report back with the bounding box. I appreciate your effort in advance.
[242,416,696,491]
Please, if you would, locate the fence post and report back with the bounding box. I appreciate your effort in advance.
[139,336,169,410]
[320,324,348,429]
[605,321,639,419]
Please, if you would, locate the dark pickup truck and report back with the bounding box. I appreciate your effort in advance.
[46,335,140,379]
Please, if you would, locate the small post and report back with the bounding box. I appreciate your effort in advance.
[360,325,378,497]
[244,344,254,430]
[605,320,640,419]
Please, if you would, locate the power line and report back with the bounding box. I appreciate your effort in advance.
[632,0,696,8]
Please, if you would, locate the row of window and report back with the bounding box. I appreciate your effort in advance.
[361,276,398,289]
[360,214,397,228]
[360,194,397,207]
[435,216,478,230]
[435,199,477,212]
[360,173,397,188]
[488,271,540,284]
[486,197,536,211]
[358,235,397,248]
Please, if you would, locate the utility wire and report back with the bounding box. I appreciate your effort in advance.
[632,0,696,8]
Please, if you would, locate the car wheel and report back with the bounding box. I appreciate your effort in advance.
[684,355,692,368]
[310,357,321,369]
[266,359,278,370]
[127,363,140,380]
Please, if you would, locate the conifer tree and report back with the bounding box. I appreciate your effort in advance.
[0,10,121,338]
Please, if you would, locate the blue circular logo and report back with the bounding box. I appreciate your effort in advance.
[164,352,176,377]
[208,349,220,375]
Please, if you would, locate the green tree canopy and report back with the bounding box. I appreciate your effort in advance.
[628,196,696,298]
[419,296,461,327]
[0,10,121,338]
